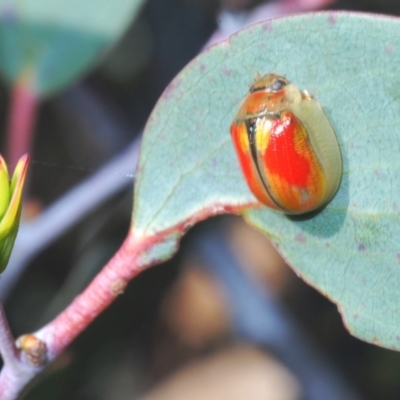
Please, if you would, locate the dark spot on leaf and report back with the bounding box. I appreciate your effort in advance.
[222,67,232,77]
[328,13,337,25]
[385,45,393,54]
[295,233,306,243]
[262,20,272,32]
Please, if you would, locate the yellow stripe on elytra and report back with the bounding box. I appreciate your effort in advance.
[254,118,272,155]
[236,123,251,153]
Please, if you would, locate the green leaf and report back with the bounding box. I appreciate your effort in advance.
[0,0,145,95]
[133,12,400,350]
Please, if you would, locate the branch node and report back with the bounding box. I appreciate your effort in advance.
[16,334,47,367]
[110,278,128,296]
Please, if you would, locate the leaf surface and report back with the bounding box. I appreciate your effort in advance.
[133,12,400,350]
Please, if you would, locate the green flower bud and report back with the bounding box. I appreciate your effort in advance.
[0,158,10,220]
[0,154,29,273]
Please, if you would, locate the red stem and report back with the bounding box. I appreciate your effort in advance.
[6,79,38,169]
[35,202,250,356]
[0,222,164,399]
[35,230,151,357]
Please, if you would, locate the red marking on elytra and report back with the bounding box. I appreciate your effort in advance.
[231,122,276,208]
[266,114,310,187]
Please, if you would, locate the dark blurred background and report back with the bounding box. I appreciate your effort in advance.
[1,1,400,399]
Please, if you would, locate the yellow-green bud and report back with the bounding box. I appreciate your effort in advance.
[0,154,29,273]
[0,157,10,220]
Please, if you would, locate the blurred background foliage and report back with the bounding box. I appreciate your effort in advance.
[1,0,400,399]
